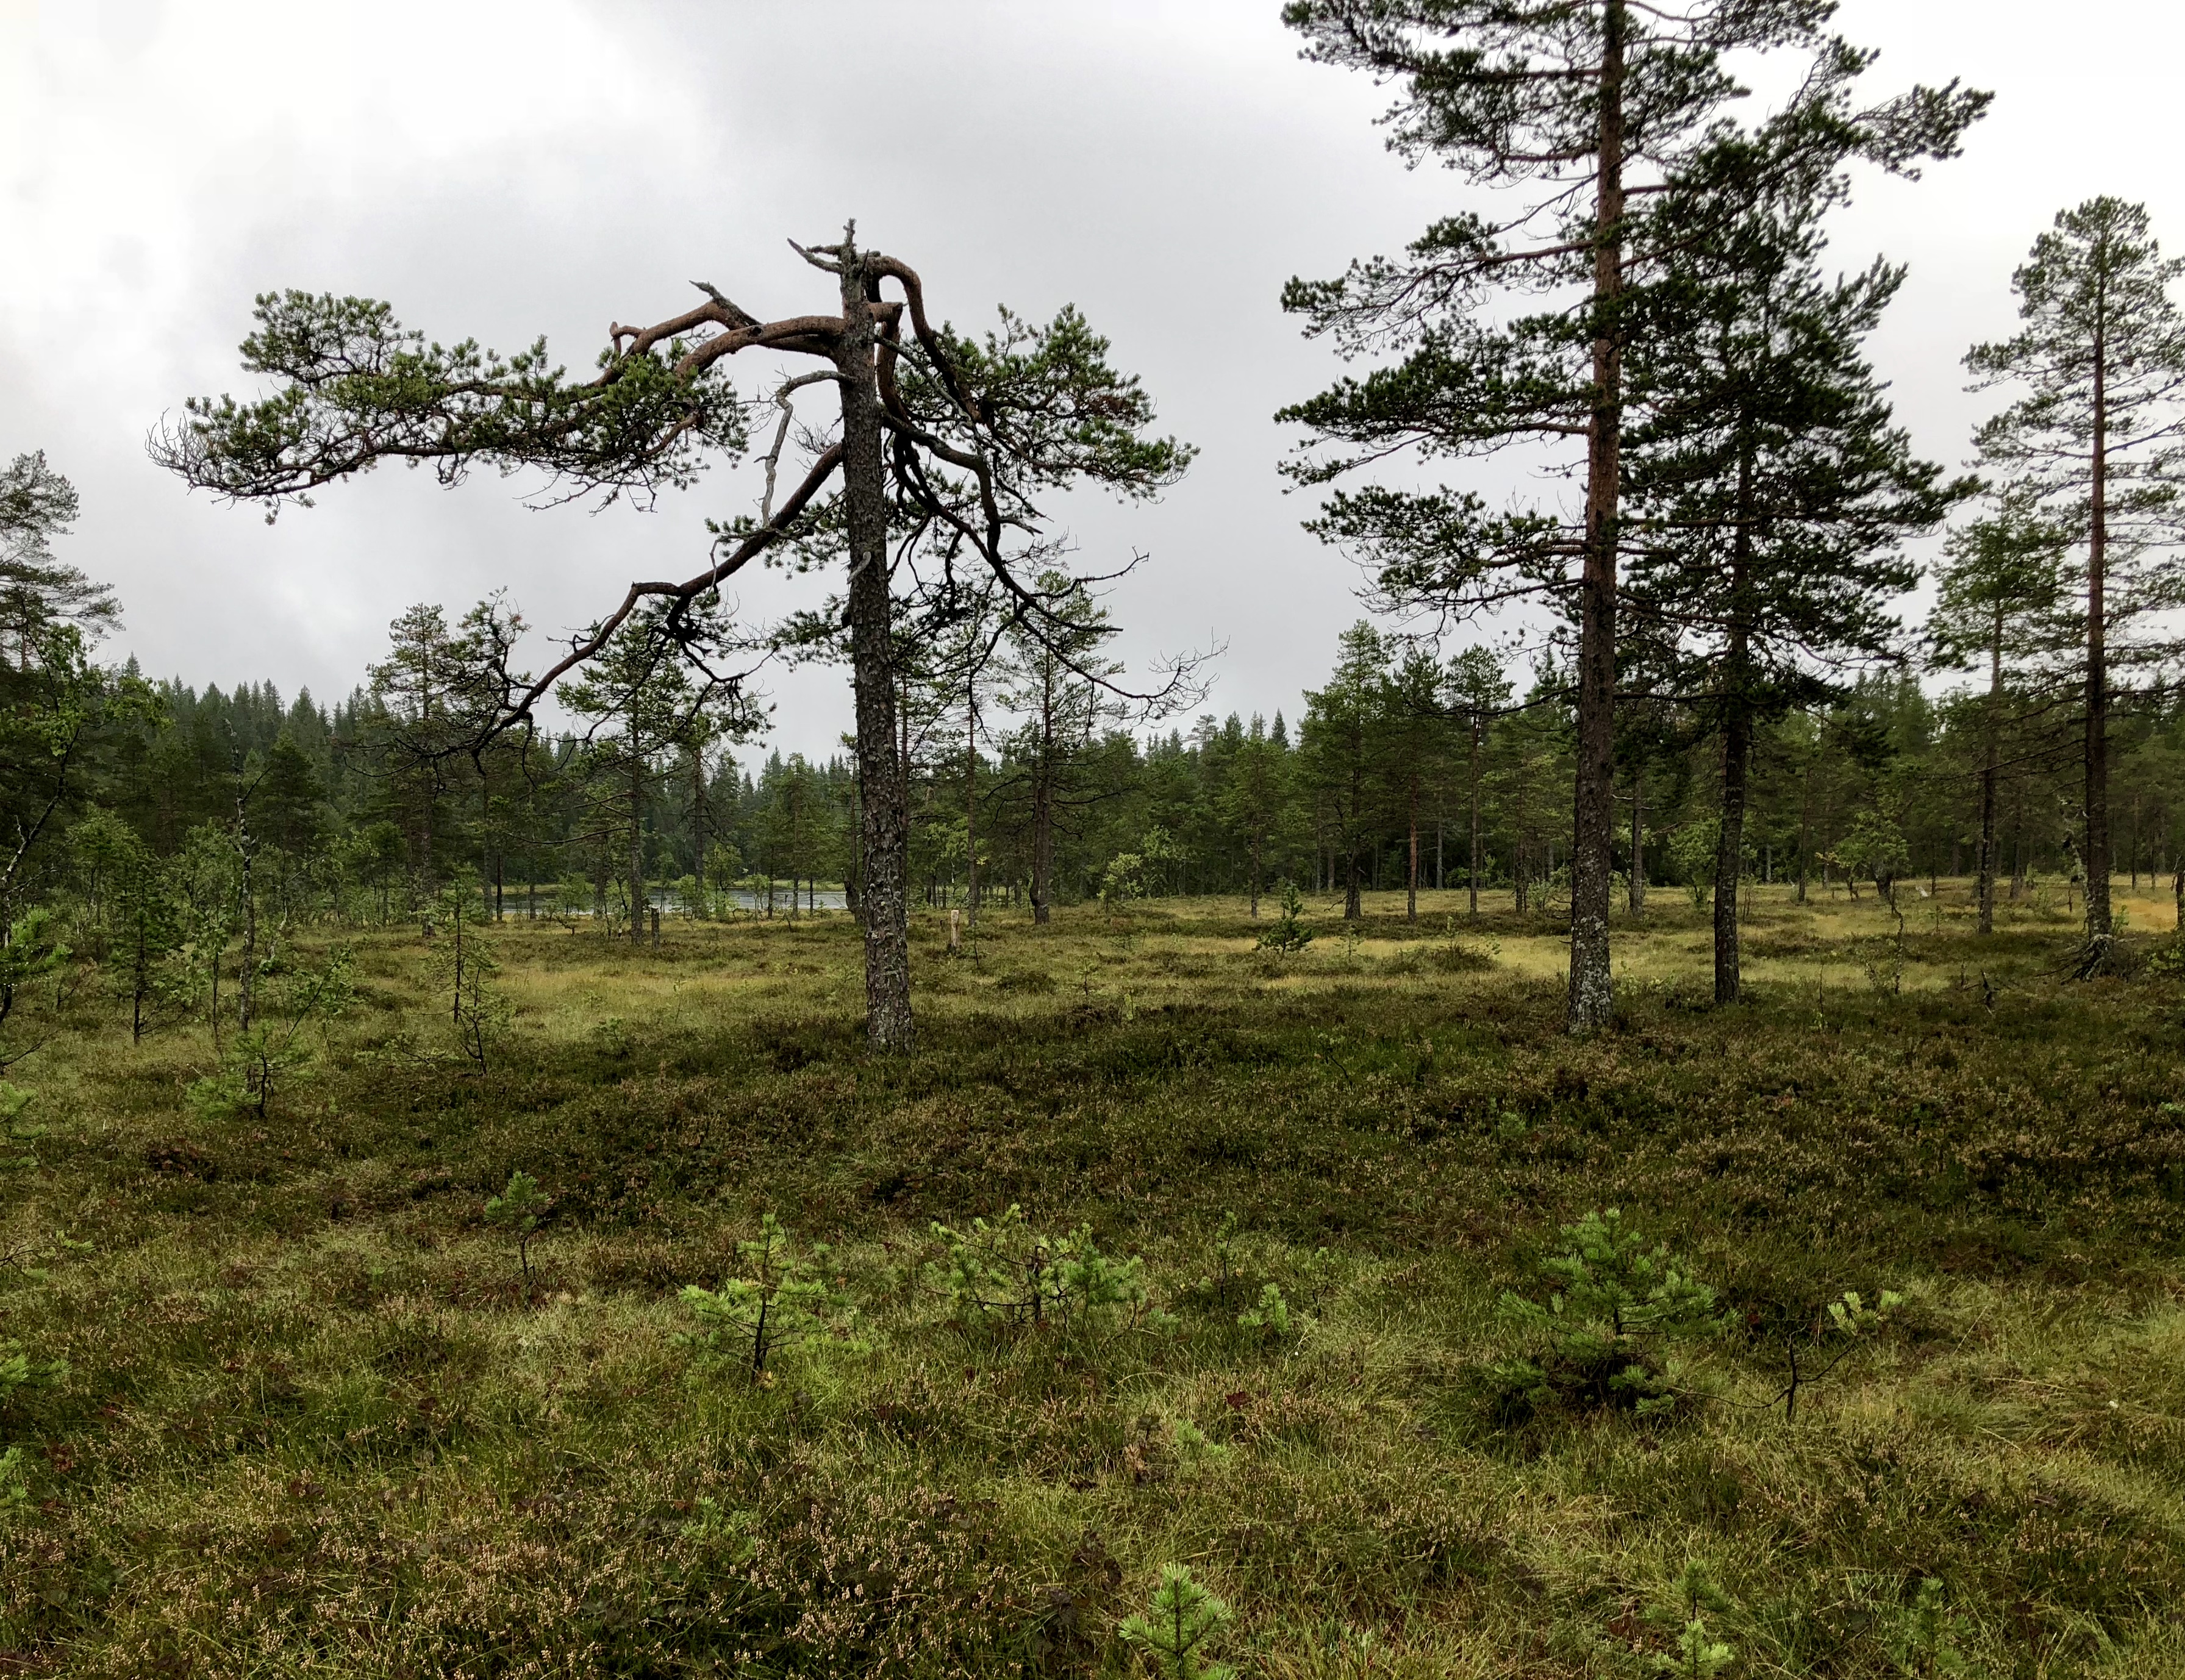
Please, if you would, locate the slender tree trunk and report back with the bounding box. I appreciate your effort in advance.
[1468,718,1482,918]
[235,796,256,1032]
[2086,304,2112,948]
[690,743,707,919]
[831,237,915,1046]
[627,733,645,946]
[1568,0,1626,1032]
[1713,428,1756,1004]
[1406,784,1419,922]
[1715,709,1751,1005]
[1978,611,2002,935]
[1629,763,1645,912]
[965,678,979,934]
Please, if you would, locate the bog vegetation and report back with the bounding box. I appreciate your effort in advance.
[7,0,2185,1673]
[2,889,2184,1676]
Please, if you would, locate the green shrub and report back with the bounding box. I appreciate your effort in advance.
[927,1204,1145,1337]
[1236,1282,1293,1342]
[1256,881,1312,957]
[1892,1577,1970,1677]
[1120,1564,1237,1680]
[680,1213,846,1376]
[1492,1209,1719,1418]
[1645,1561,1737,1678]
[484,1170,548,1283]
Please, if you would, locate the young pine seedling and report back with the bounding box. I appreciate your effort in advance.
[681,1213,846,1376]
[484,1170,548,1284]
[1765,1288,1904,1423]
[1120,1564,1238,1680]
[1256,881,1312,958]
[1644,1561,1737,1679]
[928,1204,1145,1338]
[1236,1282,1293,1343]
[1893,1578,1970,1678]
[1495,1209,1720,1415]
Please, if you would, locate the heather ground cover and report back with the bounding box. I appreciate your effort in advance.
[2,882,2183,1677]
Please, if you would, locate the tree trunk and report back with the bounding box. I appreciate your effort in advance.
[837,236,914,1050]
[1629,763,1645,912]
[690,743,707,919]
[1567,0,1626,1034]
[1715,709,1750,1005]
[628,740,645,946]
[235,796,256,1032]
[1406,784,1419,922]
[965,679,979,934]
[1978,610,2001,935]
[1468,719,1482,918]
[1714,424,1755,1004]
[2086,302,2112,948]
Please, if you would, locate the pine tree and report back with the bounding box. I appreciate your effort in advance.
[1968,198,2185,962]
[1926,501,2067,934]
[1625,130,1969,1001]
[1279,0,1981,1028]
[1300,624,1388,920]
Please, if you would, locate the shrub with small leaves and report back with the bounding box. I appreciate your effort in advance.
[1493,1209,1719,1417]
[484,1170,548,1282]
[928,1204,1145,1337]
[1120,1564,1237,1680]
[680,1213,846,1376]
[0,1340,69,1410]
[1762,1287,1905,1422]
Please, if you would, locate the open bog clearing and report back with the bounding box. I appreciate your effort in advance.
[4,885,2184,1677]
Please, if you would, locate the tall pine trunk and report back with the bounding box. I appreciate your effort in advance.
[1406,784,1419,922]
[1977,608,2002,935]
[627,726,645,946]
[2084,298,2112,952]
[1712,430,1756,1004]
[837,238,915,1049]
[1568,0,1626,1032]
[1468,718,1482,918]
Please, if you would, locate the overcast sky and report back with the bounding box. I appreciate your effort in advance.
[4,0,2181,767]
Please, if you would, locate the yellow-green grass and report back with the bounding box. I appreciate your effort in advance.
[1,885,2183,1675]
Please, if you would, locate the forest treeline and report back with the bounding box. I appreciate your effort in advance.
[5,492,2183,1039]
[9,0,2185,1047]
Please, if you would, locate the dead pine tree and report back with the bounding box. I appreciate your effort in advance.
[153,224,1192,1051]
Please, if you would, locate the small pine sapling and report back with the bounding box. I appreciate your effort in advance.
[1256,881,1313,957]
[1120,1564,1238,1680]
[484,1170,548,1283]
[430,885,510,1071]
[1495,1209,1720,1415]
[679,1213,846,1376]
[184,945,351,1119]
[1894,1578,1970,1678]
[0,1082,41,1169]
[1194,1211,1251,1310]
[1765,1289,1904,1422]
[1643,1562,1737,1679]
[928,1204,1146,1337]
[1236,1282,1294,1343]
